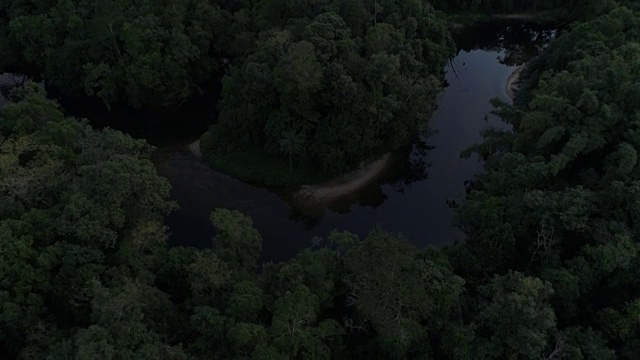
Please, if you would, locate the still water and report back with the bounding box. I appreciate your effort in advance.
[0,73,27,106]
[0,22,557,262]
[156,21,557,262]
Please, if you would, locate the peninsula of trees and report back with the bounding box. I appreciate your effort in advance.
[1,0,640,359]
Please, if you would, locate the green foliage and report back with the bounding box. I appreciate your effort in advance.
[210,208,262,271]
[560,326,616,360]
[599,300,640,358]
[73,280,185,359]
[344,229,464,357]
[433,0,617,17]
[0,0,228,107]
[3,2,640,360]
[455,5,640,358]
[208,0,454,181]
[473,272,556,359]
[200,127,330,186]
[0,83,176,357]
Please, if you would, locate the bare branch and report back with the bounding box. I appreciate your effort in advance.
[543,333,565,360]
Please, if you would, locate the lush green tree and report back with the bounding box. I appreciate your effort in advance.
[71,279,185,360]
[472,272,556,359]
[279,130,306,172]
[210,208,262,272]
[599,300,640,358]
[431,0,617,15]
[207,0,453,179]
[454,5,640,358]
[343,229,464,357]
[0,83,176,357]
[0,0,228,107]
[3,3,640,359]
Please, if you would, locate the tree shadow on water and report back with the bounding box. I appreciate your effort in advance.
[286,136,433,229]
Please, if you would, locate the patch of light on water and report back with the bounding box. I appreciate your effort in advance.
[0,73,29,107]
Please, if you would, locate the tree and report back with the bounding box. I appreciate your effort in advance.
[343,229,464,357]
[472,272,556,359]
[208,1,454,179]
[72,280,185,360]
[1,0,228,107]
[4,5,640,359]
[0,84,177,358]
[279,130,305,172]
[455,7,640,358]
[269,285,344,359]
[599,300,640,358]
[210,208,262,271]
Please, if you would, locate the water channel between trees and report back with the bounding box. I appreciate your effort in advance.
[0,21,558,263]
[154,21,557,262]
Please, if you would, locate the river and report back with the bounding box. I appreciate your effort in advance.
[0,21,557,263]
[154,21,557,262]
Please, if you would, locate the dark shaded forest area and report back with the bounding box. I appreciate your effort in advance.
[1,0,640,359]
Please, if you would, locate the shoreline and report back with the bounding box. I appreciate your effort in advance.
[190,62,522,202]
[296,153,392,202]
[194,130,393,201]
[189,139,202,157]
[506,65,523,100]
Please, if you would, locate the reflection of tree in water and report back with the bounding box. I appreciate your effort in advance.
[0,73,28,102]
[386,138,432,193]
[288,135,433,229]
[453,20,559,66]
[288,204,324,230]
[325,135,433,211]
[287,21,560,227]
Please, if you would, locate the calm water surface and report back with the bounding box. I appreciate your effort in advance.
[0,73,27,106]
[0,22,557,263]
[157,22,557,262]
[159,50,511,261]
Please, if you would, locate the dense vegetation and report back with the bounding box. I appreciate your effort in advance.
[2,0,640,359]
[0,86,463,358]
[0,0,628,185]
[454,5,640,357]
[0,0,231,107]
[0,0,454,184]
[433,0,615,16]
[204,0,454,183]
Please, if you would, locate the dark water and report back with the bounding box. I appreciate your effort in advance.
[156,21,558,262]
[159,50,510,261]
[0,73,28,106]
[0,21,558,263]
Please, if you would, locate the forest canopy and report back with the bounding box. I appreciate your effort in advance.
[2,0,640,359]
[0,0,228,107]
[0,0,454,181]
[206,0,454,179]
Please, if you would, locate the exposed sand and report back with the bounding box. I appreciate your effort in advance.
[506,66,523,100]
[191,130,390,201]
[298,65,524,202]
[492,10,568,23]
[297,153,391,201]
[189,139,202,157]
[191,65,520,202]
[493,13,545,21]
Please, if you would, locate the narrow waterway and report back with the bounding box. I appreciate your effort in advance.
[158,50,512,261]
[156,21,557,262]
[0,21,557,263]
